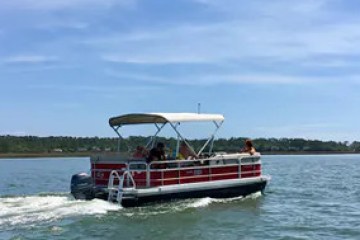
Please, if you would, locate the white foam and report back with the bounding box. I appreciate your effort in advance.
[0,195,121,229]
[0,192,263,225]
[190,197,213,208]
[248,191,262,199]
[188,191,262,208]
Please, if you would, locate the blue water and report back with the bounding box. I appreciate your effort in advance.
[1,155,360,240]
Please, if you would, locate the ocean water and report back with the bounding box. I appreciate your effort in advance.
[0,155,360,240]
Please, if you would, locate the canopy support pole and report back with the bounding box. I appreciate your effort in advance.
[171,122,181,158]
[145,123,166,149]
[169,122,196,158]
[112,126,124,152]
[197,120,223,155]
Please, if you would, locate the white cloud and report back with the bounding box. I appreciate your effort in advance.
[194,0,329,15]
[0,0,136,10]
[28,83,162,93]
[102,54,212,65]
[104,70,173,84]
[194,75,316,85]
[2,55,58,64]
[300,58,358,68]
[105,69,335,86]
[74,0,358,72]
[4,0,360,86]
[91,16,360,67]
[37,21,89,30]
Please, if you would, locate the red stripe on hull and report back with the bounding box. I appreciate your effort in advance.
[91,163,262,187]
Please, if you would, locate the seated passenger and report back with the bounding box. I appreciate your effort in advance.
[240,139,256,155]
[133,146,148,158]
[147,142,166,163]
[178,141,199,160]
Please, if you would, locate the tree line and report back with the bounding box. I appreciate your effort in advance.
[1,135,359,154]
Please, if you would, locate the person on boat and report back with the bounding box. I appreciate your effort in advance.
[147,142,166,163]
[241,139,256,155]
[178,141,199,160]
[133,146,148,158]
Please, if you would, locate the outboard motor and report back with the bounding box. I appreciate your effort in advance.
[70,173,95,200]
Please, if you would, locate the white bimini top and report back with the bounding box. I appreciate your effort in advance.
[109,113,224,127]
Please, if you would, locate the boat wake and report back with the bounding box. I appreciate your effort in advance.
[189,191,262,208]
[0,193,121,230]
[123,191,263,218]
[0,192,262,228]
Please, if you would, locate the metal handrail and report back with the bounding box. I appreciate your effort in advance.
[107,170,120,202]
[93,160,259,174]
[107,170,137,204]
[152,170,261,180]
[108,170,121,190]
[148,155,258,165]
[104,155,261,191]
[122,170,137,189]
[128,156,260,186]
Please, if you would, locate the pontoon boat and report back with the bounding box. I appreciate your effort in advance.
[70,113,270,207]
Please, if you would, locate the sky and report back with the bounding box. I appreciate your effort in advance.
[0,0,360,141]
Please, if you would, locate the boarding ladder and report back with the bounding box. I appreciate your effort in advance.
[107,170,136,205]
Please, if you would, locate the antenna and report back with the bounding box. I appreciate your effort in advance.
[197,103,201,114]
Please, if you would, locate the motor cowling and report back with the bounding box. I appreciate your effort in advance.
[70,173,95,200]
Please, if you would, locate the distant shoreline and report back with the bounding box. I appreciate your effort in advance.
[0,152,92,159]
[0,151,359,159]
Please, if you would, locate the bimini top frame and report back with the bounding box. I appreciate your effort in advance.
[109,113,224,156]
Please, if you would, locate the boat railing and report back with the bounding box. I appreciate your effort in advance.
[115,155,261,188]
